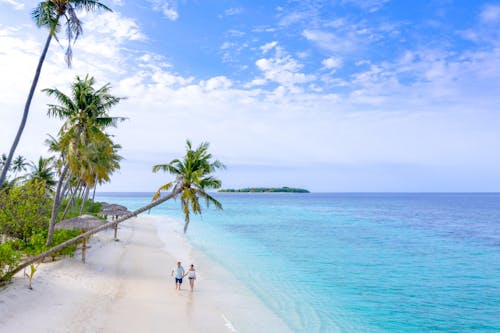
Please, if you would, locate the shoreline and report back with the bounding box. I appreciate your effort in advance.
[0,215,290,332]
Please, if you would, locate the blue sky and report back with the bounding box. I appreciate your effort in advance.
[0,0,499,191]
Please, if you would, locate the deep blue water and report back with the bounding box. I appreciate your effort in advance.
[95,192,500,332]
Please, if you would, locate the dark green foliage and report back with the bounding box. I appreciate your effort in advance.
[220,187,310,193]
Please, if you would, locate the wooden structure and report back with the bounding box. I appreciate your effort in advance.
[55,215,108,263]
[97,209,130,240]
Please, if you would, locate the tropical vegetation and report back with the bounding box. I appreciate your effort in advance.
[0,0,225,288]
[0,74,124,283]
[152,140,225,233]
[0,0,111,188]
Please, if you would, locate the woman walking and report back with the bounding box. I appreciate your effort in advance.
[184,264,196,292]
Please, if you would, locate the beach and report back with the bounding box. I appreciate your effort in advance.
[0,215,290,333]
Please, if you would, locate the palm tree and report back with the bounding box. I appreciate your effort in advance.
[0,153,7,169]
[44,74,124,245]
[0,0,111,188]
[152,140,225,233]
[12,155,28,177]
[76,137,122,214]
[25,156,57,191]
[8,140,225,278]
[0,153,8,180]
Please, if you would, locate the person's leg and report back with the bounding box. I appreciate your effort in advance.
[189,278,194,291]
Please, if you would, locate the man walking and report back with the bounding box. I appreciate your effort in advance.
[171,261,185,290]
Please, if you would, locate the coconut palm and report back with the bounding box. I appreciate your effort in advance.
[76,138,122,214]
[9,140,225,278]
[12,155,28,177]
[0,0,111,188]
[44,74,124,245]
[152,140,225,233]
[25,156,57,191]
[0,154,9,181]
[0,154,7,169]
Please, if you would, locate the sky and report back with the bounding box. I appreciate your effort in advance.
[0,0,499,192]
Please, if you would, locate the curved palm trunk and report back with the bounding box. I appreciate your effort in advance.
[46,163,70,245]
[8,189,181,279]
[0,33,53,188]
[183,214,190,234]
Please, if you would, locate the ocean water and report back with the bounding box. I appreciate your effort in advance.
[95,192,500,332]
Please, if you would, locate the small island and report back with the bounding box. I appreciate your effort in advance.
[219,187,310,193]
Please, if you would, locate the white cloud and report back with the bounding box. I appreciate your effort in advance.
[0,0,23,10]
[148,0,179,21]
[220,42,234,50]
[83,12,145,41]
[201,76,232,91]
[255,46,315,88]
[224,7,243,16]
[278,11,311,26]
[260,41,278,54]
[303,29,358,53]
[322,57,343,70]
[480,4,500,23]
[1,4,500,191]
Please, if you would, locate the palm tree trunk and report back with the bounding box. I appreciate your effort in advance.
[61,184,79,220]
[80,185,90,215]
[0,33,53,188]
[9,189,181,278]
[46,163,70,246]
[60,172,73,201]
[91,177,97,202]
[183,214,190,234]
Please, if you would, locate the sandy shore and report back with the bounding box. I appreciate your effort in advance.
[0,215,290,332]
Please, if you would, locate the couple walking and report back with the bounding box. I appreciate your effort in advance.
[171,261,196,291]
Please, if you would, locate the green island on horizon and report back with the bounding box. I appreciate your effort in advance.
[219,186,310,193]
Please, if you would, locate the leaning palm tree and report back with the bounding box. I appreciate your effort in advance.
[8,140,225,279]
[152,140,225,233]
[44,74,124,245]
[0,0,111,188]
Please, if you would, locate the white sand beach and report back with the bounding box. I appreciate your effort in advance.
[0,215,290,333]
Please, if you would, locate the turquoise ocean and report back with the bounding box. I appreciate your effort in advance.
[95,192,500,332]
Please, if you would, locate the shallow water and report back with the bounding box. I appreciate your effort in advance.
[96,192,500,332]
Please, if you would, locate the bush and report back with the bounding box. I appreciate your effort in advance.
[51,229,81,258]
[21,229,81,258]
[0,181,51,242]
[0,242,21,284]
[59,198,103,220]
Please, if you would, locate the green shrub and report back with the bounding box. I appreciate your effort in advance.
[0,242,21,283]
[20,229,81,259]
[0,181,51,242]
[51,229,81,258]
[59,198,102,220]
